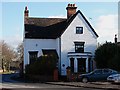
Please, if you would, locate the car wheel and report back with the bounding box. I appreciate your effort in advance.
[82,77,88,83]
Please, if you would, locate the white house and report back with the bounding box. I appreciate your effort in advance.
[23,4,99,76]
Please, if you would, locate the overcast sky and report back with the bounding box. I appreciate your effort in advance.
[1,1,118,49]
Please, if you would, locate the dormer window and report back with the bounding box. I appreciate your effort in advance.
[76,27,83,34]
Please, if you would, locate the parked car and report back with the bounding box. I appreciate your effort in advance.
[107,74,120,83]
[77,69,118,83]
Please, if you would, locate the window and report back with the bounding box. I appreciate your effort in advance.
[29,51,38,64]
[94,70,102,74]
[103,69,110,74]
[76,27,83,34]
[74,42,85,53]
[42,49,59,59]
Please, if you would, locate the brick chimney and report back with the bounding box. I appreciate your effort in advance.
[24,6,29,18]
[66,4,77,19]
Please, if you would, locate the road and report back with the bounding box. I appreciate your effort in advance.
[1,73,103,90]
[1,83,103,90]
[2,73,20,83]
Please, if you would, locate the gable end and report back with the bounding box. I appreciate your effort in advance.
[65,10,99,38]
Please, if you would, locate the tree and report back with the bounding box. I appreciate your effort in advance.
[0,41,16,71]
[16,43,24,76]
[17,43,24,62]
[94,42,120,71]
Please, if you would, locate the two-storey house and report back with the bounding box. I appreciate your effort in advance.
[23,4,98,76]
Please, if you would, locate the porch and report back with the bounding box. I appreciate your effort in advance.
[67,52,93,73]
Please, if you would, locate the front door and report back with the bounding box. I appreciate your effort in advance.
[77,58,86,73]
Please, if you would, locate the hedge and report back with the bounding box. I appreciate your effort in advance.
[25,55,58,75]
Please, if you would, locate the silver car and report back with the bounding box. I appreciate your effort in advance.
[107,74,120,83]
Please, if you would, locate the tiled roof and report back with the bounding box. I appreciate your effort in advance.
[25,10,98,39]
[25,18,67,39]
[26,18,66,27]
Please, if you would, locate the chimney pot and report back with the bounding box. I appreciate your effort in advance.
[73,4,75,7]
[25,6,27,11]
[68,4,70,7]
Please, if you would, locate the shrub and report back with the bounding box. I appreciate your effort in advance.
[94,42,120,71]
[25,55,58,75]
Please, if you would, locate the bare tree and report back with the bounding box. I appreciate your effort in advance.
[17,43,23,62]
[16,43,24,76]
[0,41,16,71]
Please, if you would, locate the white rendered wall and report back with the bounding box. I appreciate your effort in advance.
[60,13,97,75]
[23,38,60,69]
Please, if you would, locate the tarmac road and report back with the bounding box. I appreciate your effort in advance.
[1,73,103,90]
[1,83,103,90]
[2,73,20,83]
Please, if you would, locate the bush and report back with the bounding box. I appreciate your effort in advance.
[94,42,120,71]
[25,55,58,75]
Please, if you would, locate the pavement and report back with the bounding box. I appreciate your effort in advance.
[45,81,120,90]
